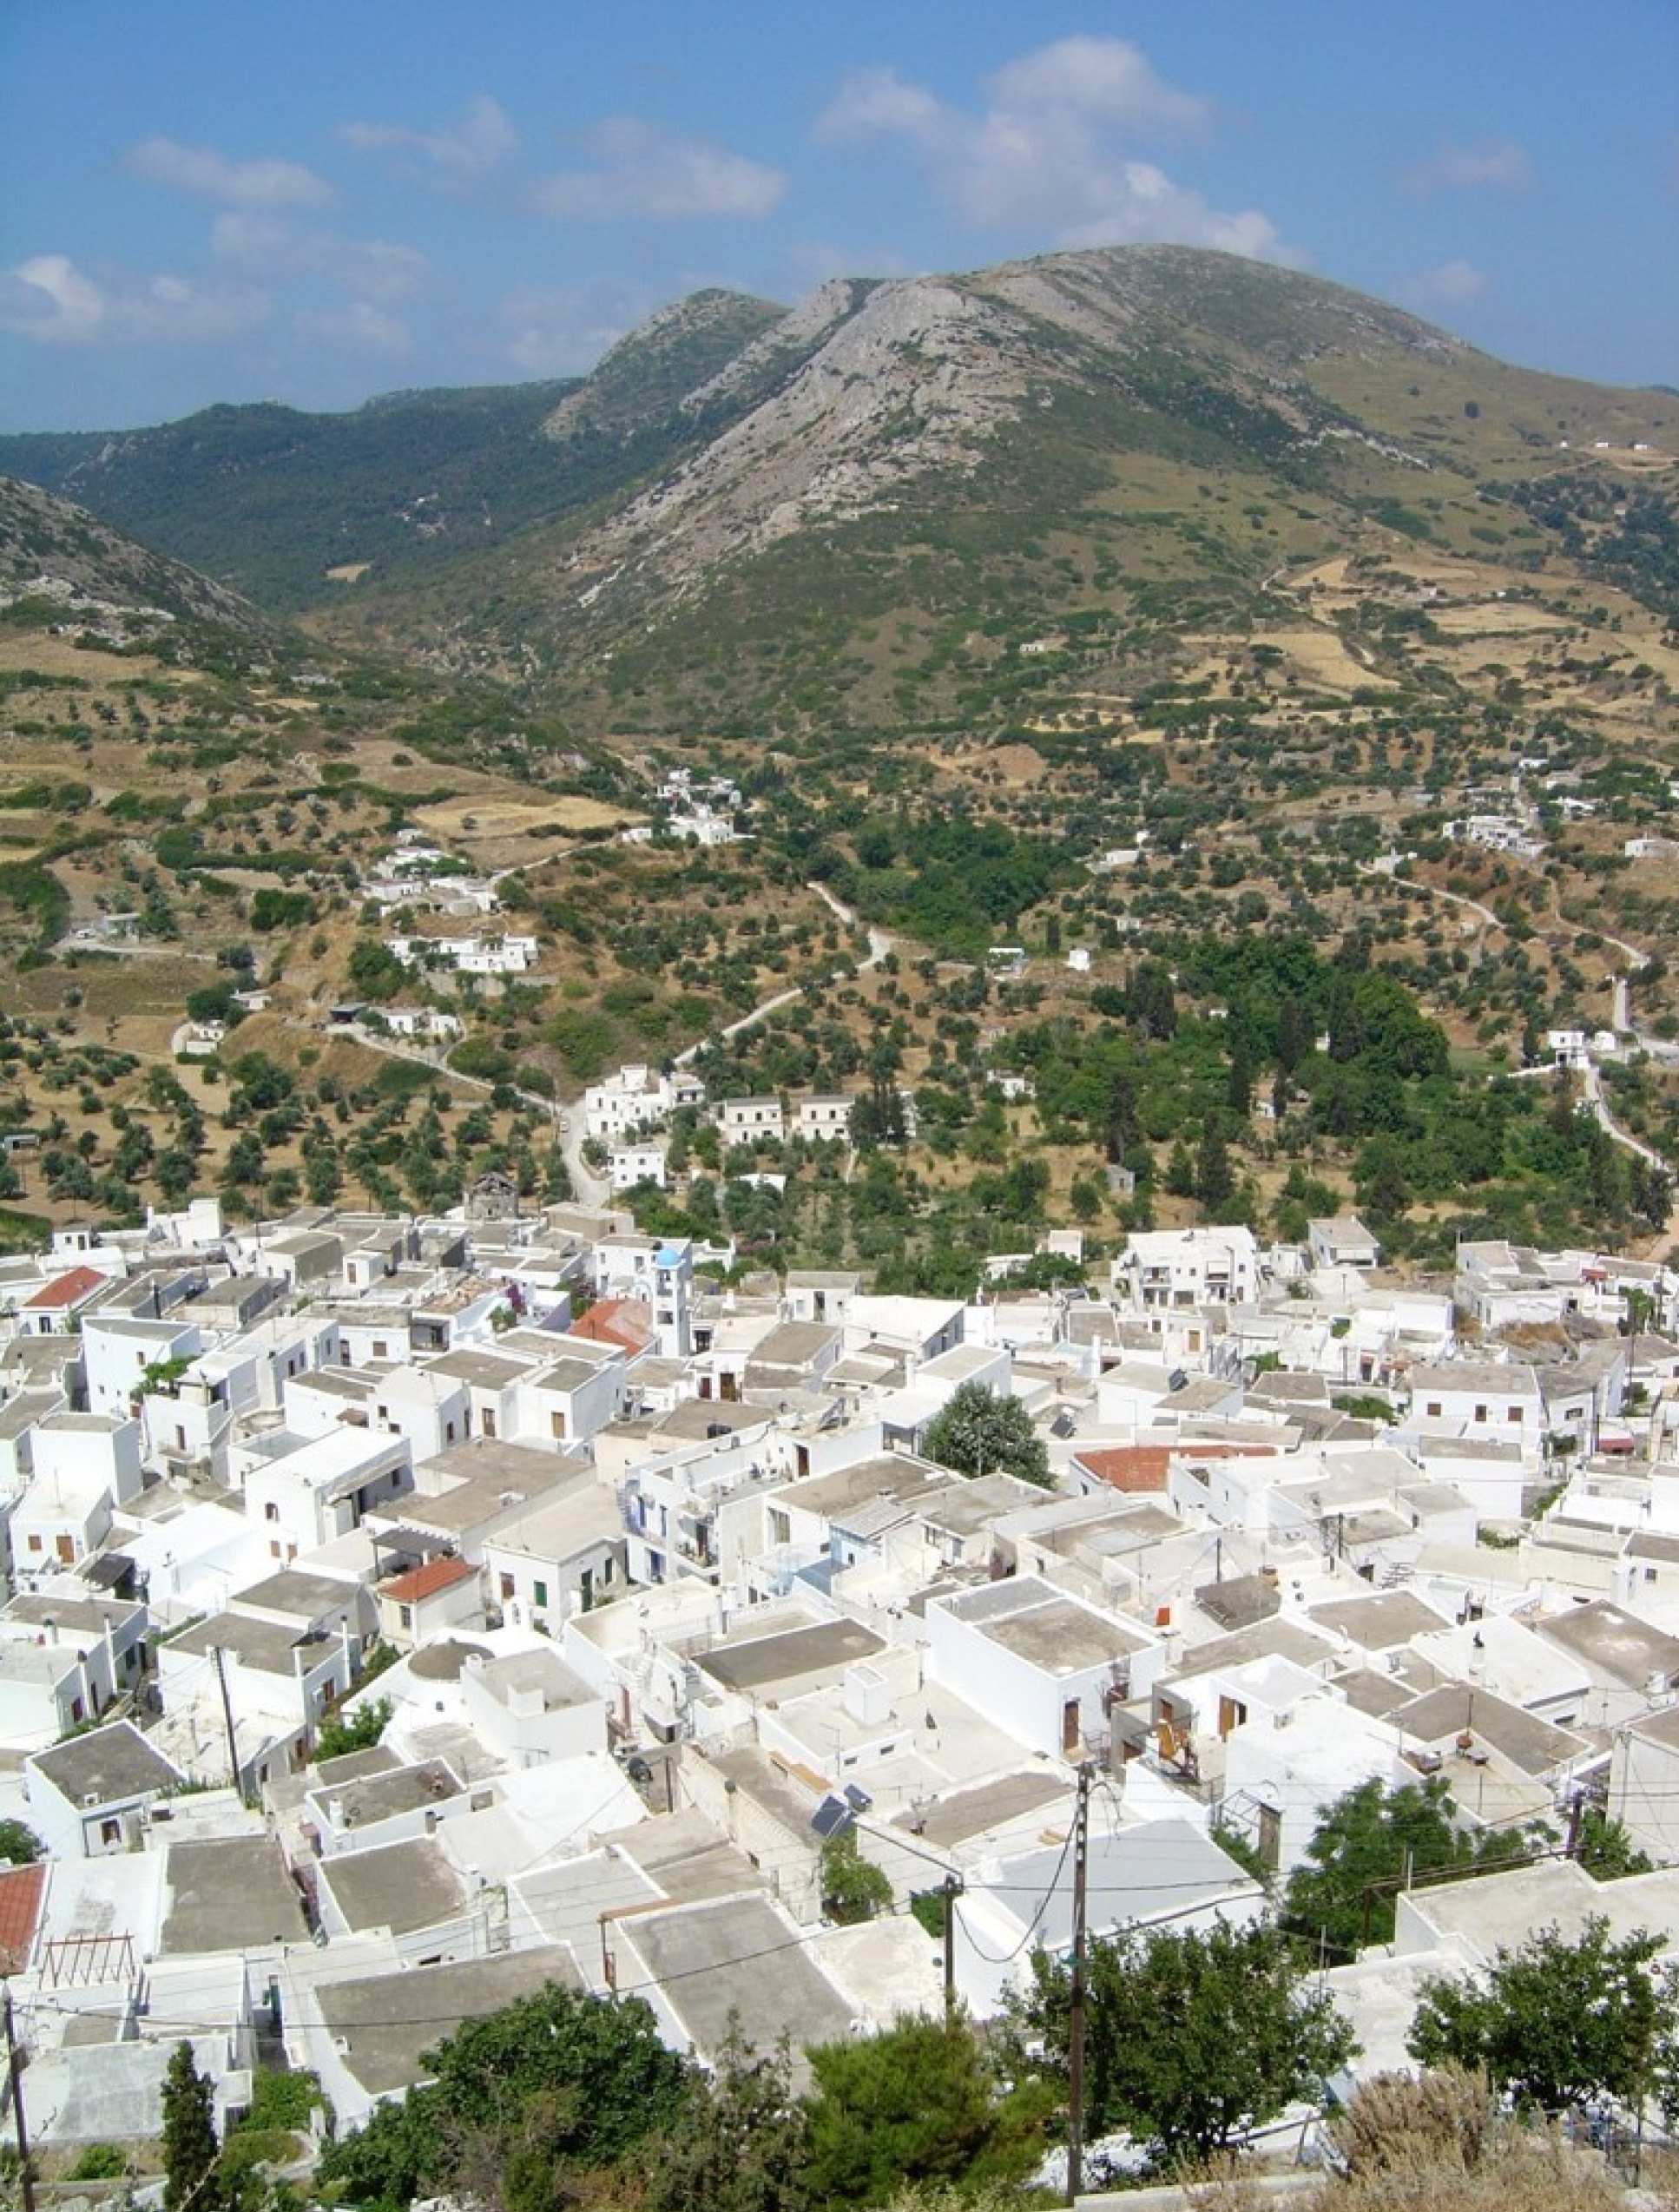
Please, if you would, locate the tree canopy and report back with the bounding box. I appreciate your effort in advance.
[1004,1916,1356,2168]
[1408,1916,1676,2117]
[922,1381,1050,1487]
[1284,1777,1534,1955]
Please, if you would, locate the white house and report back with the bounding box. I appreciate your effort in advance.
[793,1096,853,1142]
[1307,1215,1380,1272]
[241,1429,412,1564]
[583,1064,675,1143]
[718,1097,784,1145]
[1112,1227,1261,1313]
[925,1575,1167,1762]
[609,1140,668,1191]
[1406,1361,1545,1458]
[387,933,537,976]
[23,1720,188,1859]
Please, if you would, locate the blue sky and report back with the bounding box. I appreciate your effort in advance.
[1,0,1674,430]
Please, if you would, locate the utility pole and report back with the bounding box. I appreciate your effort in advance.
[3,1984,36,2212]
[1066,1761,1093,2208]
[210,1643,245,1807]
[941,1873,962,2026]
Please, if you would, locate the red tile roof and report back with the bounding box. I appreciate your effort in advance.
[1071,1446,1174,1493]
[570,1297,653,1353]
[381,1554,476,1605]
[23,1265,108,1311]
[1073,1441,1281,1493]
[0,1863,46,1973]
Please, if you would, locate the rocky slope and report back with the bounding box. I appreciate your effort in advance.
[0,473,273,650]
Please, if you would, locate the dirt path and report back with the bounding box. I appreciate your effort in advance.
[671,881,893,1071]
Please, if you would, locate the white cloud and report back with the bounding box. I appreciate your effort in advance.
[1398,258,1490,312]
[339,94,518,181]
[0,255,108,343]
[534,117,785,221]
[1403,139,1534,196]
[0,253,268,346]
[124,135,333,208]
[296,301,412,356]
[498,282,647,375]
[211,214,426,304]
[813,39,1297,262]
[989,36,1210,133]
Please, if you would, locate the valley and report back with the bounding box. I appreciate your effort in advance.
[2,242,1677,1280]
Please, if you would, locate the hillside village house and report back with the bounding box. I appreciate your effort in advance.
[1113,1228,1261,1313]
[793,1096,853,1142]
[609,1140,668,1191]
[718,1096,785,1144]
[386,932,537,976]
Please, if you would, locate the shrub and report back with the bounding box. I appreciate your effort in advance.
[69,2143,128,2180]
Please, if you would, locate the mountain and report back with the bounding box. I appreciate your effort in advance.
[539,286,785,442]
[5,247,1675,737]
[0,290,790,616]
[0,472,277,658]
[312,245,1676,734]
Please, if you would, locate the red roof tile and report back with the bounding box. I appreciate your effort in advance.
[381,1554,476,1605]
[0,1863,46,1973]
[23,1265,108,1311]
[1072,1446,1174,1492]
[1073,1440,1281,1492]
[570,1298,652,1353]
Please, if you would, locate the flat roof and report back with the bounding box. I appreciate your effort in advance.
[319,1946,582,2094]
[901,1769,1071,1848]
[1537,1600,1679,1686]
[30,1720,181,1806]
[231,1568,359,1620]
[768,1453,949,1522]
[313,1757,464,1833]
[1307,1589,1451,1650]
[171,1614,321,1675]
[698,1618,886,1695]
[622,1893,852,2063]
[470,1648,595,1712]
[938,1577,1150,1674]
[160,1835,308,1954]
[318,1837,469,1935]
[745,1320,840,1369]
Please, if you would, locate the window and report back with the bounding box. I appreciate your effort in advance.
[372,1340,388,1359]
[27,1534,41,1554]
[265,1503,280,1523]
[99,1818,121,1847]
[768,1508,791,1546]
[534,1580,549,1609]
[1506,1406,1524,1425]
[1426,1401,1442,1418]
[1646,1566,1658,1584]
[270,1541,281,1559]
[399,1605,412,1629]
[1473,1404,1488,1424]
